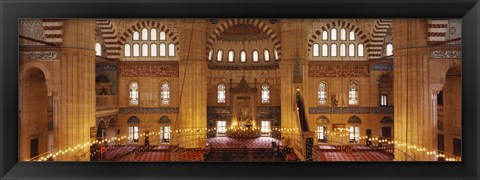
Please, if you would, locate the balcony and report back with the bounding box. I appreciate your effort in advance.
[96,95,118,109]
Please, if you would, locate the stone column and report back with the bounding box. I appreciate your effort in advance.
[393,19,435,161]
[279,19,300,142]
[57,19,96,161]
[175,19,208,148]
[430,84,443,161]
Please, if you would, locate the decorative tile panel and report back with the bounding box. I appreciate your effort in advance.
[119,107,179,114]
[309,106,393,114]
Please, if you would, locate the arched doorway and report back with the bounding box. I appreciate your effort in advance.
[442,66,461,157]
[96,120,107,140]
[21,67,49,160]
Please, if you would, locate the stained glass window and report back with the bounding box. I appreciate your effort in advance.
[161,82,170,105]
[261,84,270,103]
[318,82,327,105]
[348,82,359,105]
[217,83,226,103]
[129,82,139,106]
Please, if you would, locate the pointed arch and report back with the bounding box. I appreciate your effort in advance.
[316,116,330,125]
[95,19,120,59]
[367,19,393,59]
[348,116,362,124]
[380,116,394,124]
[158,116,172,124]
[118,20,179,46]
[206,19,281,59]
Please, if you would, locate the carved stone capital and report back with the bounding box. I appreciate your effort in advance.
[431,83,444,95]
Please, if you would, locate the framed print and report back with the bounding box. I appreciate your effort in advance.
[1,0,479,180]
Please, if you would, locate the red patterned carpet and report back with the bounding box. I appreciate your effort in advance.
[173,148,209,161]
[102,139,391,161]
[314,145,394,161]
[117,151,171,161]
[104,146,138,160]
[207,137,280,149]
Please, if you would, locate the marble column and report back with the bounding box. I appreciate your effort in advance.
[57,19,96,161]
[393,19,435,161]
[175,19,208,148]
[279,19,300,141]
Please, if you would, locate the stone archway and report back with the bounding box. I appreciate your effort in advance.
[441,66,461,157]
[20,67,49,161]
[206,19,281,59]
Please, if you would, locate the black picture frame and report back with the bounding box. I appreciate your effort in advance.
[1,0,479,179]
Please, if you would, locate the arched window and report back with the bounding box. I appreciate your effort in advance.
[208,49,214,61]
[124,27,176,60]
[159,126,171,143]
[133,31,139,41]
[261,121,270,135]
[274,49,279,60]
[349,31,355,40]
[380,93,388,106]
[129,81,139,106]
[318,82,327,105]
[228,50,234,62]
[168,43,175,57]
[331,29,337,40]
[150,29,157,40]
[141,28,148,40]
[314,27,359,58]
[340,44,346,57]
[261,84,270,104]
[313,43,320,57]
[159,31,166,40]
[322,31,328,40]
[127,116,140,143]
[240,51,246,62]
[349,125,360,144]
[159,43,166,57]
[322,44,328,57]
[331,44,337,57]
[95,43,102,56]
[124,44,131,57]
[133,44,140,57]
[158,116,172,144]
[348,44,355,57]
[217,83,226,103]
[217,49,223,61]
[161,82,170,105]
[348,82,359,105]
[340,29,346,40]
[252,50,259,62]
[264,49,270,61]
[150,44,157,56]
[357,44,364,57]
[386,43,393,56]
[378,74,393,107]
[142,44,149,57]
